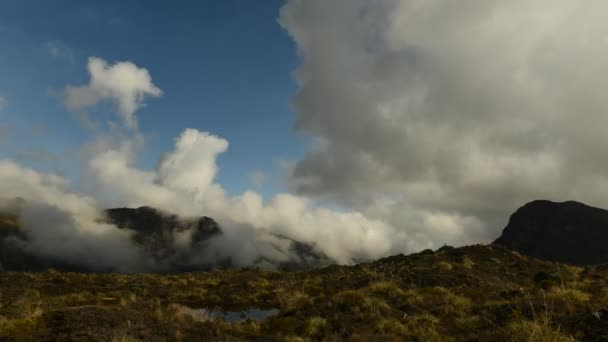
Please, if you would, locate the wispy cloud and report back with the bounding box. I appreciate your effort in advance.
[44,40,75,63]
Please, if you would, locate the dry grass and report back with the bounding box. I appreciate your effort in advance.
[0,244,606,340]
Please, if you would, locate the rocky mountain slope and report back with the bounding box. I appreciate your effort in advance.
[494,200,608,264]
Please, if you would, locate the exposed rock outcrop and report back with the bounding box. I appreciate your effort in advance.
[494,200,608,264]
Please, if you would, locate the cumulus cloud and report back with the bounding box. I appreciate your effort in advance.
[88,128,396,265]
[279,0,608,247]
[63,57,162,129]
[0,55,398,270]
[8,0,608,271]
[157,129,229,197]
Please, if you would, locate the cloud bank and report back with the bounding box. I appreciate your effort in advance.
[0,161,141,272]
[5,1,608,271]
[3,56,398,271]
[86,127,396,265]
[280,0,608,247]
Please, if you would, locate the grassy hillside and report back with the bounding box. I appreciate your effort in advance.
[1,244,608,341]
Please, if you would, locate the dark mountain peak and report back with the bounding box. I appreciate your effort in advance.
[103,207,222,270]
[104,207,221,245]
[517,199,604,213]
[494,199,608,264]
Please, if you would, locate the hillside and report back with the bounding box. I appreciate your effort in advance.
[4,199,608,340]
[494,200,608,264]
[1,244,608,341]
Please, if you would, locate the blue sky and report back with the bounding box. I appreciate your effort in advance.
[0,0,302,198]
[4,1,603,261]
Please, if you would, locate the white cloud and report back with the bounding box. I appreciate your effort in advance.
[63,57,162,129]
[279,0,608,248]
[87,128,397,264]
[157,129,229,196]
[14,0,608,272]
[0,160,142,272]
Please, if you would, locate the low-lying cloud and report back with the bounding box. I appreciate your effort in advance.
[2,55,399,271]
[0,161,142,272]
[86,127,397,266]
[4,1,608,271]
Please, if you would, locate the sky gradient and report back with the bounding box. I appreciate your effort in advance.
[0,0,300,198]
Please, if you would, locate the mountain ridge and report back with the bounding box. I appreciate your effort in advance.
[5,198,608,273]
[493,199,608,264]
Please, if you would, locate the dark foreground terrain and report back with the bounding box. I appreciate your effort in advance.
[2,244,608,341]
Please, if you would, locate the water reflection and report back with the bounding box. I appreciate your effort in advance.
[174,304,279,323]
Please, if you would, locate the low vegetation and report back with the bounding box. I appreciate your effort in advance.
[1,244,608,340]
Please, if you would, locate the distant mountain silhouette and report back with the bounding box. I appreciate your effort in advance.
[10,198,608,272]
[102,206,224,272]
[494,200,608,264]
[104,206,222,268]
[104,206,332,270]
[0,203,331,272]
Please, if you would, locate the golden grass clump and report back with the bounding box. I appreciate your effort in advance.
[303,316,329,337]
[504,315,575,342]
[277,289,313,312]
[437,261,453,271]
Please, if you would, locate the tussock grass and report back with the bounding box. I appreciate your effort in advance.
[0,244,606,340]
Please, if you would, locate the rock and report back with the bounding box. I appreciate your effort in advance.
[494,200,608,264]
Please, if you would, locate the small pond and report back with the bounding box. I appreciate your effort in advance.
[174,304,279,323]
